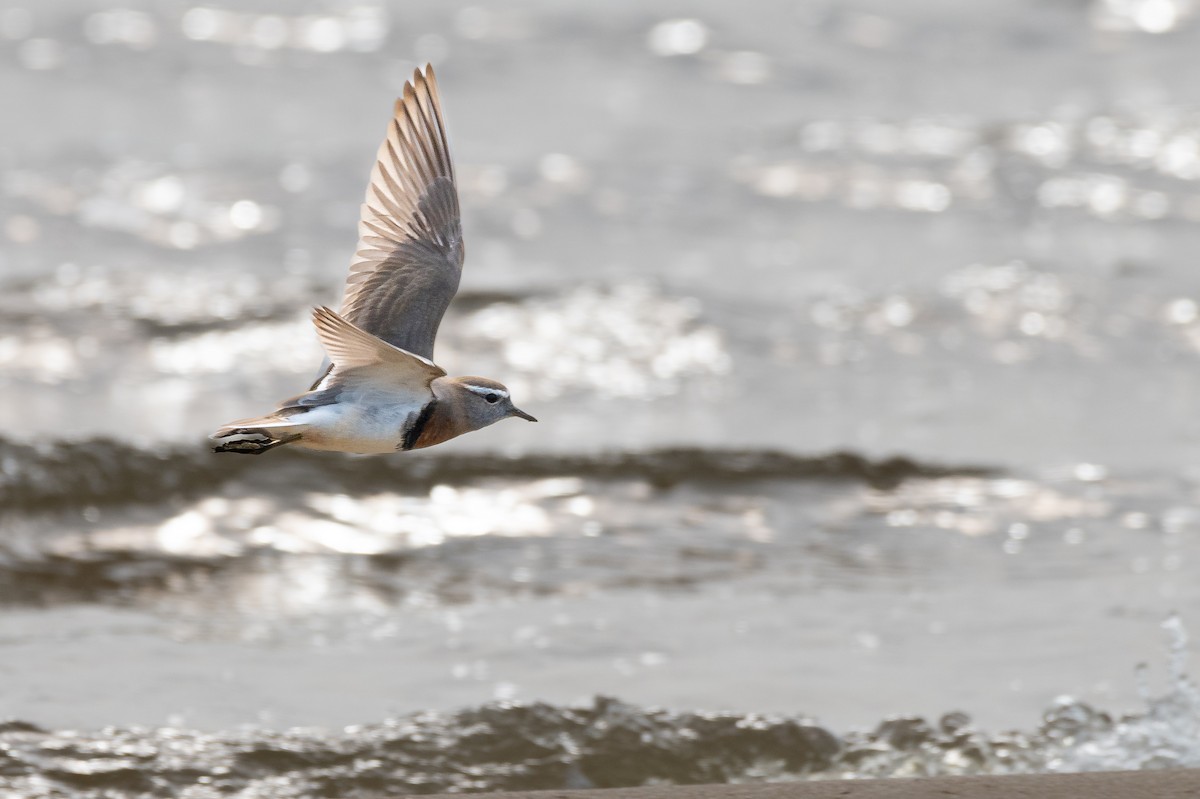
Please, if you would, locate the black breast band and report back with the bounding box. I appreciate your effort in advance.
[400,399,437,451]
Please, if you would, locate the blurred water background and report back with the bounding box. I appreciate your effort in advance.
[6,0,1200,794]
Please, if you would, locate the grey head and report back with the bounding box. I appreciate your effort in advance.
[440,375,537,432]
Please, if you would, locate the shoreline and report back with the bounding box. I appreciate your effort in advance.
[419,769,1200,799]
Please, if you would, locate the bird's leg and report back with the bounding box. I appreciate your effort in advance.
[212,430,301,455]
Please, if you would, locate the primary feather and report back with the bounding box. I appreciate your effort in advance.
[339,65,464,362]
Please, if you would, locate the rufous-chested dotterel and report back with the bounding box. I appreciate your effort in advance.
[211,65,536,456]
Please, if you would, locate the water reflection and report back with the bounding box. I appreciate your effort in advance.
[456,285,731,400]
[1,451,1192,635]
[735,109,1200,223]
[181,5,388,54]
[85,9,157,49]
[1091,0,1194,33]
[647,19,709,57]
[867,476,1110,537]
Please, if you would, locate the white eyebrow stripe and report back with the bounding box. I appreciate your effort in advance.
[464,384,508,398]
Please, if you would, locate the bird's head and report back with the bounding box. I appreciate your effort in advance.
[447,376,537,431]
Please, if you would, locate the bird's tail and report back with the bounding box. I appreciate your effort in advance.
[210,414,303,455]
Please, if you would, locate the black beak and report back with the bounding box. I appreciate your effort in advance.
[511,407,537,422]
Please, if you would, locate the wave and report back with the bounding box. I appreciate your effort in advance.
[1,686,1194,797]
[4,621,1197,796]
[0,436,994,512]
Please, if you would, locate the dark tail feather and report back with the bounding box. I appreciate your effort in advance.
[212,428,301,455]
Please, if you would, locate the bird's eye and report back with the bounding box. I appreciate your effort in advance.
[484,393,499,403]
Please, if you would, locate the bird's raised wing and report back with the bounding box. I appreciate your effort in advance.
[339,64,464,361]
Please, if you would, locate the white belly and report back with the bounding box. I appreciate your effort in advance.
[291,400,421,455]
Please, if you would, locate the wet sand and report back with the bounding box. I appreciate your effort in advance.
[421,769,1200,799]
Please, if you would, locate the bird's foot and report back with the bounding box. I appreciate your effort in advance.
[212,430,298,455]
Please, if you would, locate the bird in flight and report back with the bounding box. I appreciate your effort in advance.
[212,65,536,455]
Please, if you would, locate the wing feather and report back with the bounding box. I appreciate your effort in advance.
[311,306,443,375]
[338,64,464,361]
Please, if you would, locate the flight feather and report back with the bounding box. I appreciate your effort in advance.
[338,64,464,361]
